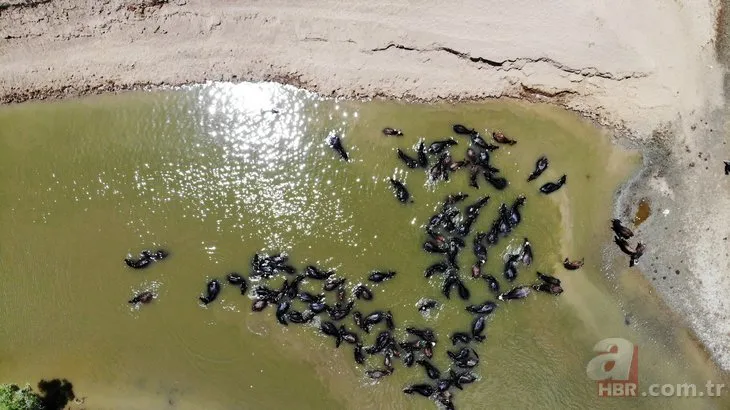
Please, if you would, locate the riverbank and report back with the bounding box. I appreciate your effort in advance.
[2,0,730,372]
[0,1,722,134]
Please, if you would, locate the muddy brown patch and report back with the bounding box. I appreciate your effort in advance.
[633,197,651,226]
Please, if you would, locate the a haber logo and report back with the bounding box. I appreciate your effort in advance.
[586,338,639,397]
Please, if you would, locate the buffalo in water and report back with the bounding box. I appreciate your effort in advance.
[498,286,531,301]
[533,272,563,295]
[327,132,349,161]
[492,131,517,145]
[124,249,168,269]
[369,271,397,283]
[539,175,567,194]
[483,274,500,293]
[354,284,374,300]
[471,315,486,341]
[428,138,458,154]
[403,384,435,397]
[397,149,420,168]
[128,291,154,304]
[533,282,563,295]
[563,258,584,270]
[418,299,439,312]
[389,178,412,203]
[382,127,404,137]
[465,301,497,315]
[453,124,476,135]
[520,238,533,265]
[527,156,549,181]
[199,279,221,305]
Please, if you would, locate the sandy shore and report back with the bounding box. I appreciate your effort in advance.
[2,0,730,370]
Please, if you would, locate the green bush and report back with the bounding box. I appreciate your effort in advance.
[0,384,43,410]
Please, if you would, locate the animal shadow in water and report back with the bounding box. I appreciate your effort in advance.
[37,379,75,410]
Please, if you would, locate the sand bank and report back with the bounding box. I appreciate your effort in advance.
[2,0,730,370]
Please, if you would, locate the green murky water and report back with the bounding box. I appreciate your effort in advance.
[0,82,726,409]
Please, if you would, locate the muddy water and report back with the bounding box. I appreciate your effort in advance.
[0,82,726,409]
[633,198,652,226]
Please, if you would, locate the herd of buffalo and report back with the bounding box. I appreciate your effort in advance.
[123,124,645,409]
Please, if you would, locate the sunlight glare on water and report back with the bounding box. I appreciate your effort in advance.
[140,82,364,253]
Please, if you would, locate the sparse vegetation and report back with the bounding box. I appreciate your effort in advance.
[0,384,43,410]
[0,379,75,410]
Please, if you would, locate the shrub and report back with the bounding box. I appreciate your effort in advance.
[0,384,43,410]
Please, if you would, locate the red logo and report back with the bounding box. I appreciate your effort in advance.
[586,338,639,397]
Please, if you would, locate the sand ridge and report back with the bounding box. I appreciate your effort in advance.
[0,0,722,136]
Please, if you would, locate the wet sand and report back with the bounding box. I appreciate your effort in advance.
[1,0,729,376]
